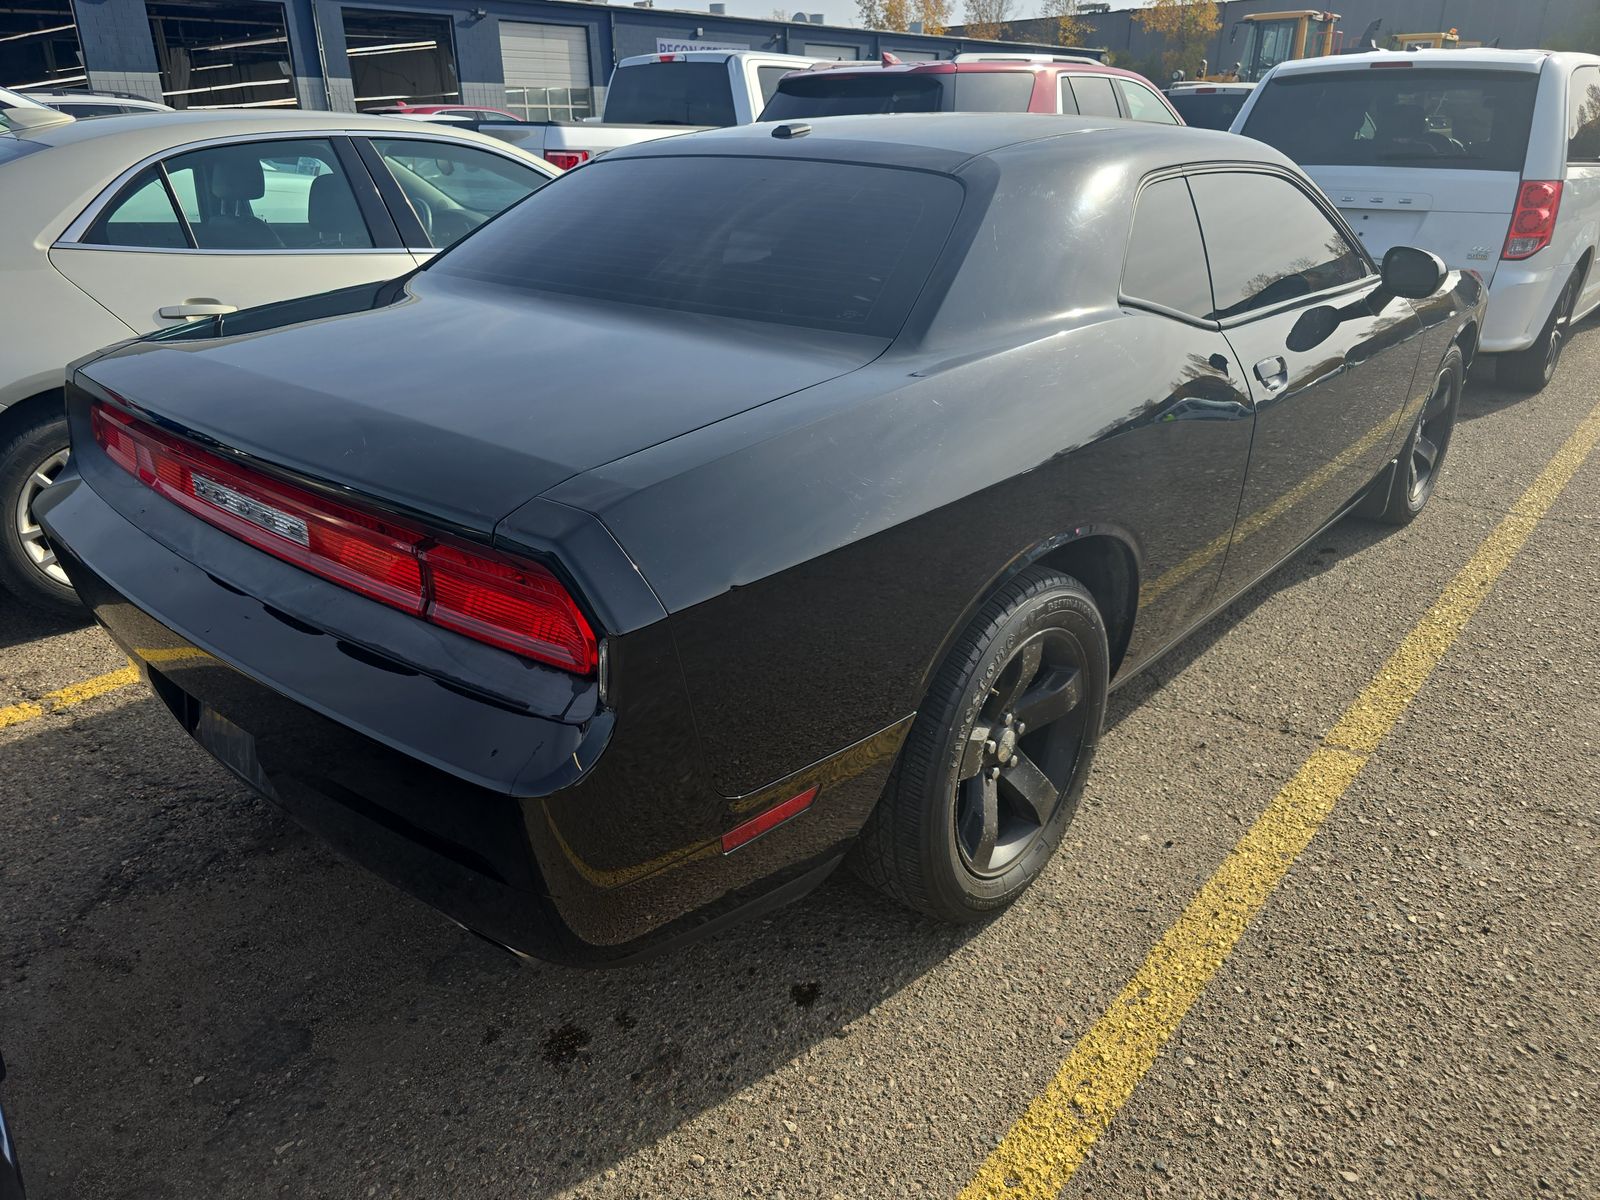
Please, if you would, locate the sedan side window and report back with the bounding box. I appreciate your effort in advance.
[1116,79,1178,125]
[1068,74,1121,118]
[1122,178,1213,319]
[161,139,374,250]
[83,168,189,248]
[1187,171,1368,320]
[369,139,549,248]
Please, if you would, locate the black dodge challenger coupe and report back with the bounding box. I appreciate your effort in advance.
[38,115,1484,965]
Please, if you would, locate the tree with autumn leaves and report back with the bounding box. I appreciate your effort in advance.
[1133,0,1220,78]
[857,0,951,36]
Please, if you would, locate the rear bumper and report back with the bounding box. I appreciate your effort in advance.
[1482,259,1562,353]
[37,458,904,966]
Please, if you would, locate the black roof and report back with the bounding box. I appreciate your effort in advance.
[609,112,1294,175]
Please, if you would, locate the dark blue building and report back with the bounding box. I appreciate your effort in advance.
[2,0,1093,117]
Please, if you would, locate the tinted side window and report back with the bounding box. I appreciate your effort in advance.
[84,167,188,248]
[1068,74,1121,118]
[1117,80,1178,125]
[1188,172,1368,320]
[1570,66,1600,163]
[1123,178,1213,318]
[1057,77,1079,114]
[758,65,793,104]
[162,139,373,250]
[951,72,1036,112]
[370,138,547,247]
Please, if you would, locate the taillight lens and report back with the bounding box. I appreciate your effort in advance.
[90,403,597,675]
[1503,180,1563,260]
[544,150,590,170]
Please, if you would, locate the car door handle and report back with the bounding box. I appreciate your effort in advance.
[1253,355,1289,390]
[158,300,238,319]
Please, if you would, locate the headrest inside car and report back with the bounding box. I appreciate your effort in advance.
[209,154,266,201]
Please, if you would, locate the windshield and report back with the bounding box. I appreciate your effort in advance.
[432,155,964,337]
[1166,90,1250,130]
[1237,20,1299,84]
[1242,69,1540,171]
[603,62,737,126]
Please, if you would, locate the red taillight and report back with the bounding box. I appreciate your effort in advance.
[720,786,819,853]
[544,149,590,170]
[1503,180,1563,260]
[90,403,597,675]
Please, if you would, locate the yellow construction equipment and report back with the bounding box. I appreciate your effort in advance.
[1390,29,1482,51]
[1201,10,1341,83]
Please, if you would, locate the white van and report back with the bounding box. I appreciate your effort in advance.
[1232,49,1600,392]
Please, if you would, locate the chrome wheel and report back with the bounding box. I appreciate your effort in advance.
[954,629,1090,878]
[14,446,69,587]
[1407,369,1455,506]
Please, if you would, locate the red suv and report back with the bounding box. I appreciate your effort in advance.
[761,53,1184,124]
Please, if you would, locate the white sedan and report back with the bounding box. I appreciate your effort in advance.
[0,92,557,612]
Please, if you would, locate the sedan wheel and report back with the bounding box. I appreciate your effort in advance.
[1359,346,1462,527]
[15,448,71,587]
[0,414,80,613]
[853,565,1109,922]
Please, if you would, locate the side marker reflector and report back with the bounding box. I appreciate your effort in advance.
[721,786,820,853]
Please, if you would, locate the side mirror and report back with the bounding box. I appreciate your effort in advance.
[1381,246,1447,300]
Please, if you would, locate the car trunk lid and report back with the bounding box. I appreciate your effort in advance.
[76,275,887,535]
[1306,166,1519,285]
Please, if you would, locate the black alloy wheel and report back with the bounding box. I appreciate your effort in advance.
[954,629,1091,877]
[853,565,1109,922]
[1406,363,1457,507]
[1360,345,1462,526]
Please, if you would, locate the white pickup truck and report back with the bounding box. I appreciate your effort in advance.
[412,50,820,169]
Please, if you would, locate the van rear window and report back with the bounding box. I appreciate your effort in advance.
[433,155,963,337]
[1242,69,1539,172]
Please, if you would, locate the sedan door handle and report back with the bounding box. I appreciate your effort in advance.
[1253,355,1288,390]
[158,300,238,320]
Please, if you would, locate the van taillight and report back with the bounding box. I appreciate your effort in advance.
[90,402,598,675]
[544,150,590,170]
[1503,180,1563,260]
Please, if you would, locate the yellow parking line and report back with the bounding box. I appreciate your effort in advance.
[960,396,1600,1200]
[0,664,140,732]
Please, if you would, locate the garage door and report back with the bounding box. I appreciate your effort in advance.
[499,21,593,120]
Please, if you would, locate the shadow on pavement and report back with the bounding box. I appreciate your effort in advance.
[0,596,90,653]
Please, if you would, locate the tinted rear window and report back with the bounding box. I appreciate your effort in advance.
[763,72,943,118]
[603,62,737,126]
[434,156,963,337]
[1166,91,1249,130]
[950,72,1035,112]
[1242,69,1539,171]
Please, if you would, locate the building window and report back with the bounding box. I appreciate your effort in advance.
[342,9,459,108]
[0,0,87,93]
[147,1,297,110]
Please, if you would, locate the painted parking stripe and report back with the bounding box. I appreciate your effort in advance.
[960,396,1600,1200]
[0,664,139,731]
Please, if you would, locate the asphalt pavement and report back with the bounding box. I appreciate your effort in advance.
[1,320,1596,1200]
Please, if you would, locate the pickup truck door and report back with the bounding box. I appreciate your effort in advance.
[1186,169,1422,600]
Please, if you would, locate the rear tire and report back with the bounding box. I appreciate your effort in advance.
[0,414,80,615]
[1496,271,1579,394]
[1359,347,1462,526]
[852,565,1109,923]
